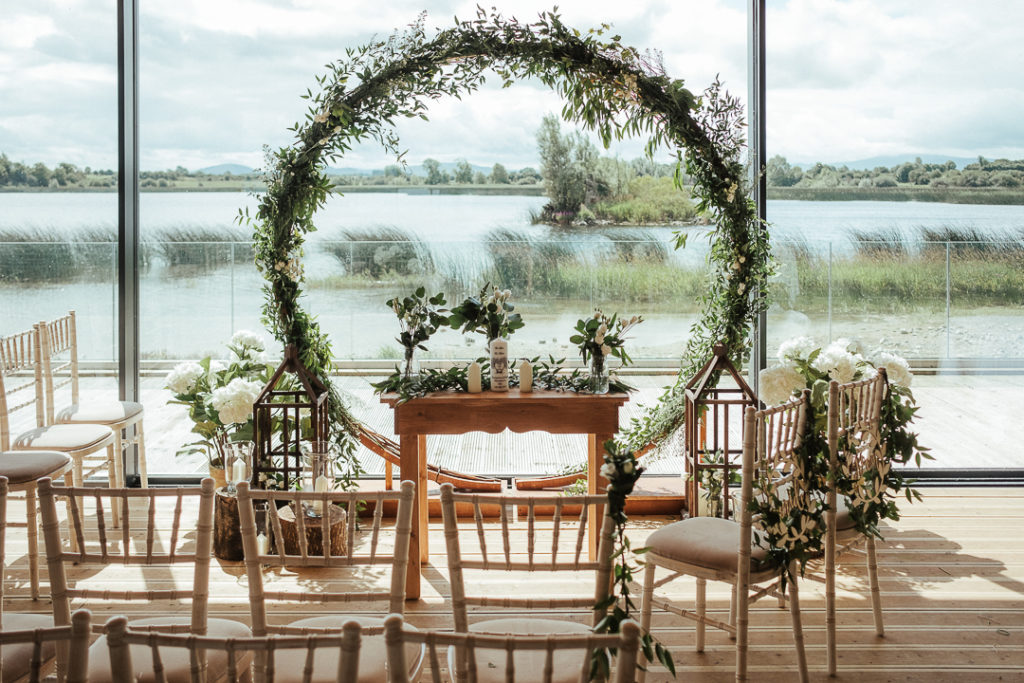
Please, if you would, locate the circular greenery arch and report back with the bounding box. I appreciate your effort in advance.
[245,9,772,464]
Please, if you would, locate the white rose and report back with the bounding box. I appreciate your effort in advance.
[812,346,858,384]
[601,344,612,356]
[211,378,263,425]
[599,463,616,479]
[502,289,511,300]
[758,363,806,406]
[777,336,817,363]
[833,337,863,355]
[622,461,635,475]
[872,351,912,387]
[166,362,203,394]
[313,110,329,123]
[231,330,265,352]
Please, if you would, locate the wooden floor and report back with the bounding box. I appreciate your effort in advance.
[3,486,1022,681]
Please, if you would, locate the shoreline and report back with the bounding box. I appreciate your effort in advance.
[3,184,1023,205]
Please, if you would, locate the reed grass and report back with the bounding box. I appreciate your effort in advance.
[0,227,120,283]
[483,228,576,296]
[151,226,253,269]
[322,227,433,279]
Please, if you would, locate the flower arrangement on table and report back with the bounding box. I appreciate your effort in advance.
[569,311,643,394]
[447,283,524,344]
[759,336,929,539]
[385,287,448,381]
[591,440,675,679]
[165,330,272,473]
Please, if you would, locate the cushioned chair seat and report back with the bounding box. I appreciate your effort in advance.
[58,401,143,425]
[13,424,113,451]
[0,451,70,484]
[835,495,857,532]
[645,517,770,573]
[1,613,57,683]
[86,617,251,683]
[451,619,592,683]
[264,616,423,683]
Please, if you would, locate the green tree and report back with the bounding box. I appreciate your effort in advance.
[490,162,509,184]
[537,114,586,215]
[29,162,51,187]
[453,158,473,183]
[473,171,487,184]
[766,155,802,187]
[422,158,444,185]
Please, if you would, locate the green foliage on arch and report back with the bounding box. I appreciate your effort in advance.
[242,8,771,464]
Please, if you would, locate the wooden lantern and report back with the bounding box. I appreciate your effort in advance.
[684,343,759,518]
[251,344,330,490]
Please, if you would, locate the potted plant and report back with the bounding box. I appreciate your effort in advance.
[164,330,272,487]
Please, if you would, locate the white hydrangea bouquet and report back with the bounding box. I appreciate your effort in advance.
[760,336,928,536]
[165,330,272,469]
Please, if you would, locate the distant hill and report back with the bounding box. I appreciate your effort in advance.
[791,154,976,171]
[326,161,499,177]
[198,163,256,175]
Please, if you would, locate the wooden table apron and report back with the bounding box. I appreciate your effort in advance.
[381,389,628,600]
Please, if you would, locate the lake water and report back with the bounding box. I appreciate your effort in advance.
[3,191,1024,242]
[2,191,1023,362]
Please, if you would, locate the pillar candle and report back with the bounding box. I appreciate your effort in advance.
[489,338,509,392]
[313,475,329,514]
[519,359,533,392]
[231,458,246,485]
[467,361,482,393]
[256,533,270,556]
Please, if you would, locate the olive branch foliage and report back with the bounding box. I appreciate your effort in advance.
[241,8,769,676]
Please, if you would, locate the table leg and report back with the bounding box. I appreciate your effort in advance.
[587,433,613,560]
[417,435,428,563]
[399,433,422,600]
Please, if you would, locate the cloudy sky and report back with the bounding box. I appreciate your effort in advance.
[1,0,1021,172]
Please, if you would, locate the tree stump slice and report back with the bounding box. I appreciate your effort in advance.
[214,487,244,561]
[277,503,348,557]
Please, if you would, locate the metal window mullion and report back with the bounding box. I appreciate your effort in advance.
[118,0,141,483]
[747,0,767,394]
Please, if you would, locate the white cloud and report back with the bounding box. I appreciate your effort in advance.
[1,0,1022,170]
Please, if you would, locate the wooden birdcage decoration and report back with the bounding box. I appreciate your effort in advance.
[251,344,330,490]
[684,343,759,519]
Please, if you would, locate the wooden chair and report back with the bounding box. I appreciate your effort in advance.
[1,327,118,512]
[38,311,149,488]
[824,369,888,676]
[438,484,616,683]
[0,474,70,680]
[37,476,251,682]
[235,480,420,683]
[0,608,92,683]
[0,450,72,600]
[383,613,641,683]
[105,616,364,683]
[638,392,814,683]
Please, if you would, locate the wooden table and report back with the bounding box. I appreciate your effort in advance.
[381,389,629,599]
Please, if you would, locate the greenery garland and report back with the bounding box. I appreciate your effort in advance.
[242,9,770,472]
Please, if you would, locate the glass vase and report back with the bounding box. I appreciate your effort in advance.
[402,346,420,383]
[589,353,609,394]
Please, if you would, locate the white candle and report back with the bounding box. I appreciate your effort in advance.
[231,458,246,485]
[313,475,329,514]
[467,361,482,393]
[256,533,270,556]
[489,338,509,392]
[519,359,533,393]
